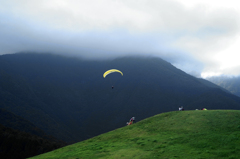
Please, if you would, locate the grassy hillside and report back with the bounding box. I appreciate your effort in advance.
[30,110,240,159]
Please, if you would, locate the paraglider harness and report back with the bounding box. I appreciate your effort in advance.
[127,121,133,126]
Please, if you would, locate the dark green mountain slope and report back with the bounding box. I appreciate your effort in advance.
[0,123,66,159]
[0,108,63,142]
[0,108,49,138]
[30,110,240,159]
[1,53,240,143]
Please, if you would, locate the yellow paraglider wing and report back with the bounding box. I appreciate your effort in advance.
[103,69,123,78]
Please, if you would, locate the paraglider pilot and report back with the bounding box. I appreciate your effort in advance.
[179,106,184,111]
[126,117,136,126]
[103,69,123,89]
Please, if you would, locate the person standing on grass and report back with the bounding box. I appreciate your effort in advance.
[179,106,184,111]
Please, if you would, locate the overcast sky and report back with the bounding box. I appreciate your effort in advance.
[1,0,240,78]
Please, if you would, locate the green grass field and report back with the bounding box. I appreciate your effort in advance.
[30,110,240,159]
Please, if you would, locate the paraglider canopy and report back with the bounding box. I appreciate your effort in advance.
[103,69,123,78]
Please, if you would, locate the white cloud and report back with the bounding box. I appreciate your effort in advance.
[1,0,240,77]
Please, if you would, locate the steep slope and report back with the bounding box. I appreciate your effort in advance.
[31,110,240,159]
[207,76,240,97]
[1,53,240,143]
[196,78,231,94]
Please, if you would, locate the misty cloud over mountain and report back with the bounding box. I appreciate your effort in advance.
[1,0,240,77]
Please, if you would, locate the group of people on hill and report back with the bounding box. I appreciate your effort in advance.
[126,106,208,127]
[126,116,135,126]
[195,108,208,110]
[179,106,208,111]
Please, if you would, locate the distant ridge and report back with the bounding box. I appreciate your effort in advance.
[207,76,240,97]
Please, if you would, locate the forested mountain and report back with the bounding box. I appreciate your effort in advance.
[1,53,240,144]
[207,76,240,97]
[0,108,63,142]
[0,106,66,158]
[0,123,66,159]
